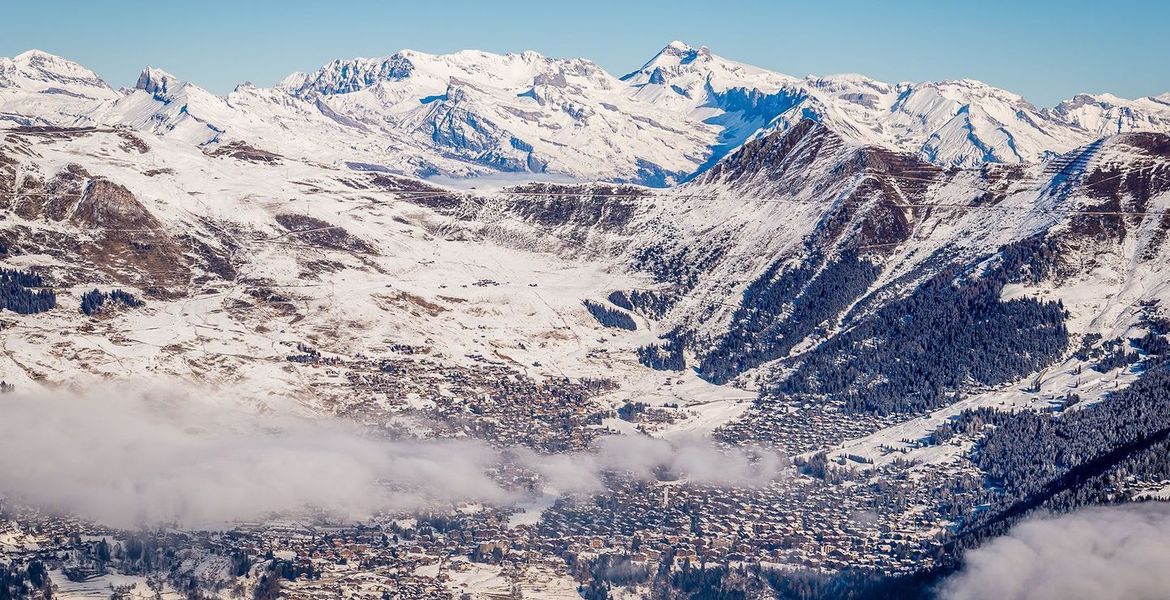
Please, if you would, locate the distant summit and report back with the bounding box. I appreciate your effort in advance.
[1,45,1168,183]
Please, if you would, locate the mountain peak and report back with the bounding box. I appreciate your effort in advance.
[622,41,715,83]
[12,48,94,75]
[3,43,1169,181]
[14,48,57,62]
[285,52,416,98]
[2,48,113,95]
[655,40,710,62]
[136,66,181,98]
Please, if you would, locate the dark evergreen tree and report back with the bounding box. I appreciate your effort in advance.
[583,300,637,330]
[81,289,144,316]
[0,267,55,314]
[638,334,686,371]
[108,289,144,308]
[774,239,1069,415]
[80,288,105,315]
[698,251,881,384]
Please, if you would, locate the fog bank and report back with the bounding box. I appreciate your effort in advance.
[0,385,784,528]
[943,503,1170,600]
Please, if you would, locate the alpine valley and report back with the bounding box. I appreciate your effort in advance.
[1,41,1170,600]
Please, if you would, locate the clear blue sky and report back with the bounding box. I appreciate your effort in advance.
[2,0,1166,107]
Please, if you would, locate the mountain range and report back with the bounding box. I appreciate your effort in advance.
[3,42,1169,185]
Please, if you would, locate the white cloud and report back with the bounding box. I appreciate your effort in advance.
[0,384,785,529]
[943,503,1170,600]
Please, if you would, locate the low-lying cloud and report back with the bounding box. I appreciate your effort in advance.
[942,503,1170,600]
[516,435,783,493]
[0,385,784,529]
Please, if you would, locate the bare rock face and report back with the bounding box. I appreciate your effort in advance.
[9,163,86,222]
[74,179,191,295]
[0,148,15,201]
[8,163,163,231]
[71,179,161,230]
[207,141,282,164]
[7,164,193,294]
[274,213,376,255]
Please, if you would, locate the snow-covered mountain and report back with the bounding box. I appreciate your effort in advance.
[2,40,1170,594]
[0,49,119,127]
[1050,92,1170,136]
[3,41,1170,462]
[2,43,1168,185]
[3,42,1170,435]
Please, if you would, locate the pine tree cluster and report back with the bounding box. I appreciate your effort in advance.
[81,288,144,315]
[0,268,55,314]
[583,299,637,330]
[698,251,882,384]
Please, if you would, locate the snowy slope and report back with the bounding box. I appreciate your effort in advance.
[0,97,1169,506]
